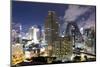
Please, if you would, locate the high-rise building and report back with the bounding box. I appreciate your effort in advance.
[12,23,22,44]
[65,21,83,47]
[45,11,74,61]
[28,25,40,44]
[45,11,59,43]
[65,21,81,37]
[84,27,96,54]
[45,11,59,56]
[54,36,73,61]
[41,26,46,44]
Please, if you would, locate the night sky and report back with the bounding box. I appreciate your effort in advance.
[12,1,96,33]
[12,1,67,31]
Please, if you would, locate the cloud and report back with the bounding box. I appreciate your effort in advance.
[64,5,92,22]
[59,5,96,36]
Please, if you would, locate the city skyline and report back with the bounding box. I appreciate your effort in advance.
[12,1,96,33]
[11,1,96,66]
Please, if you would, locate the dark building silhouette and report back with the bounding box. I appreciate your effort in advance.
[65,21,81,37]
[65,21,83,47]
[84,27,96,54]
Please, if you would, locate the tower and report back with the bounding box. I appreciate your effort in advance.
[28,25,40,44]
[65,21,83,47]
[45,11,59,56]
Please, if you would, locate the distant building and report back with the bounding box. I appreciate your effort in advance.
[84,27,96,54]
[27,25,40,44]
[11,23,22,44]
[40,26,46,45]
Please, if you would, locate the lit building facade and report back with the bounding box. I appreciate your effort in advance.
[45,11,59,56]
[45,11,73,61]
[54,37,73,61]
[28,25,40,44]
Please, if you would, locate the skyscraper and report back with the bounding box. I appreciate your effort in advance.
[45,11,59,56]
[28,25,40,44]
[45,11,73,61]
[65,21,83,47]
[54,36,73,61]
